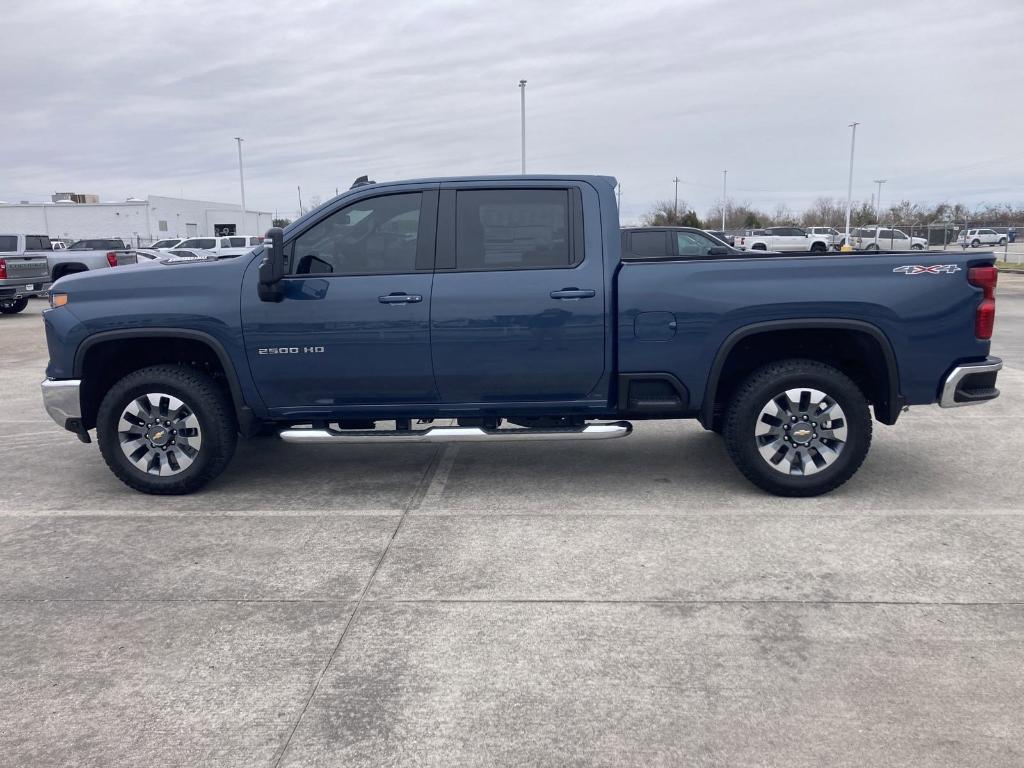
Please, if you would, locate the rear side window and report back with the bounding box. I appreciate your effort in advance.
[26,235,51,250]
[248,236,262,246]
[0,235,16,252]
[456,189,571,270]
[226,237,247,247]
[628,231,669,257]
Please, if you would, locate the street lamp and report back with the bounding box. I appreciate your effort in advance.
[518,80,527,174]
[843,122,859,251]
[873,179,886,222]
[721,170,728,230]
[234,137,246,231]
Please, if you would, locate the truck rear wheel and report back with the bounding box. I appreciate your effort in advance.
[96,365,237,495]
[722,359,871,497]
[0,298,29,314]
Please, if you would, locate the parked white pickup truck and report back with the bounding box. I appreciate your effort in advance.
[175,235,262,256]
[0,234,52,314]
[734,226,831,252]
[805,226,844,249]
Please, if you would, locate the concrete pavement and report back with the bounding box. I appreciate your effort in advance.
[1,278,1023,766]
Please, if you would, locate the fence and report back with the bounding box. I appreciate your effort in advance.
[860,222,1024,263]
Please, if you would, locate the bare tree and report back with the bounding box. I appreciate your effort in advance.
[643,200,702,227]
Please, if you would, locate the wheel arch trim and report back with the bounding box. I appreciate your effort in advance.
[701,318,903,427]
[72,328,257,433]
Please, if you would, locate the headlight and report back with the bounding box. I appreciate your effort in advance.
[49,292,69,308]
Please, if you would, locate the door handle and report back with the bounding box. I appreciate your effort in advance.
[550,288,596,300]
[378,293,423,304]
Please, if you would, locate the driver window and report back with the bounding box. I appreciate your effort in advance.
[291,193,421,275]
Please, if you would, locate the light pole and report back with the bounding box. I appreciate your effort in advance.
[518,80,527,174]
[673,176,680,219]
[873,178,886,222]
[721,169,728,230]
[616,183,622,212]
[234,137,246,231]
[843,122,859,251]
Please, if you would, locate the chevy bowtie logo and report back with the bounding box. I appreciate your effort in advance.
[152,431,165,440]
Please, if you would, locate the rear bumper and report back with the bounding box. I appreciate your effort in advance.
[41,378,82,430]
[1,281,51,301]
[939,357,1002,407]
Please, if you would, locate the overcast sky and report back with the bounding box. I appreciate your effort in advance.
[3,0,1021,223]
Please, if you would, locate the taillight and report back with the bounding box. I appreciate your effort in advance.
[969,265,998,339]
[106,251,118,267]
[0,258,6,280]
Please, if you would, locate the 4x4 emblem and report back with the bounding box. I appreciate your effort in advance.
[893,264,962,275]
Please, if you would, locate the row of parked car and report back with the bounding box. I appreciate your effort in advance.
[0,232,262,314]
[706,226,930,252]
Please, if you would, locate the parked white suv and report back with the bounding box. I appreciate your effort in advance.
[175,235,261,256]
[959,228,1007,248]
[852,226,927,251]
[734,226,831,253]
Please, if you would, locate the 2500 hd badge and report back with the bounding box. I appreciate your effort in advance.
[257,346,325,355]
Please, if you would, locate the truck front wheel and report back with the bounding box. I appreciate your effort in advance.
[96,365,237,495]
[722,359,871,497]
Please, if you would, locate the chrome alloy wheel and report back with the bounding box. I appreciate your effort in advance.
[754,387,848,476]
[117,392,202,476]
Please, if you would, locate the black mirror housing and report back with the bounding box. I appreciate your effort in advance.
[708,246,729,256]
[257,227,286,302]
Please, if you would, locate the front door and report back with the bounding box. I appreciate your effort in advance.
[429,184,607,405]
[242,188,439,411]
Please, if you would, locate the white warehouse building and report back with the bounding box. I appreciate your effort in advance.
[0,195,273,246]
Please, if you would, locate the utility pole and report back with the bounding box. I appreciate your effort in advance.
[297,185,303,216]
[721,169,728,230]
[673,176,680,218]
[518,80,527,174]
[234,137,246,229]
[873,178,887,221]
[616,183,622,212]
[843,122,859,251]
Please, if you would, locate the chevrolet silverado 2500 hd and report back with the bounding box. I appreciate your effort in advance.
[40,175,1001,497]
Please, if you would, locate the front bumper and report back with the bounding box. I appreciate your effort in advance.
[939,357,1002,407]
[41,378,82,430]
[1,281,52,302]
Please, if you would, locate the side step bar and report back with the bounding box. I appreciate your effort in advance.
[279,421,632,445]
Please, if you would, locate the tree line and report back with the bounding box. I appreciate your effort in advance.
[644,198,1024,229]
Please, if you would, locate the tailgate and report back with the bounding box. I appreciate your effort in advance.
[2,255,49,281]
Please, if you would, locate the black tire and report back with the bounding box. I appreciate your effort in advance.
[866,243,880,251]
[723,359,872,497]
[751,243,767,250]
[0,298,29,314]
[971,240,981,248]
[97,365,237,494]
[998,238,1007,246]
[810,242,827,253]
[911,244,923,250]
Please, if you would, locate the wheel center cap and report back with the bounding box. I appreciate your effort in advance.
[790,421,815,445]
[148,427,170,446]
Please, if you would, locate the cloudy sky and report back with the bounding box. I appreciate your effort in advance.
[3,0,1021,222]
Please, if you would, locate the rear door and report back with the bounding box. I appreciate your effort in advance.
[430,183,606,404]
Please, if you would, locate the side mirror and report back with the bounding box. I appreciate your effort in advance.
[708,246,729,256]
[257,227,286,302]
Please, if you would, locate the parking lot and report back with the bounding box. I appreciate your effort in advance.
[2,279,1023,766]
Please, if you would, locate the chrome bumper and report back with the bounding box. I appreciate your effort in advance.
[939,357,1002,408]
[41,378,82,428]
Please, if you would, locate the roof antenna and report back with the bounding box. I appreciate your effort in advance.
[350,175,375,189]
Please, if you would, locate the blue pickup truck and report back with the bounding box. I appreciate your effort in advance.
[41,175,1001,497]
